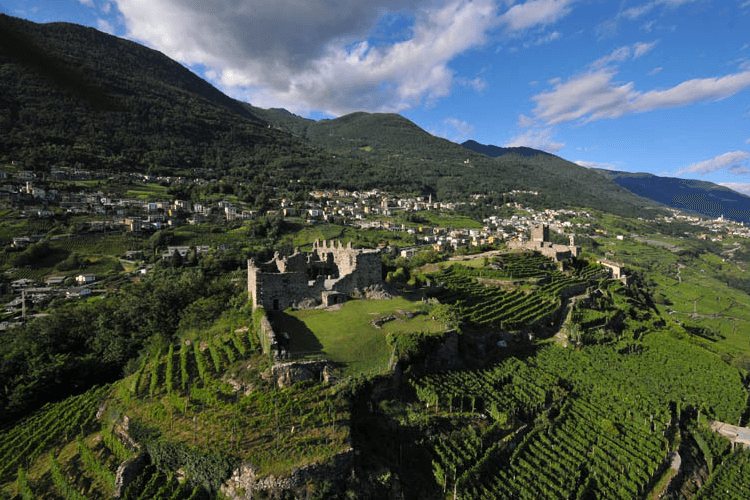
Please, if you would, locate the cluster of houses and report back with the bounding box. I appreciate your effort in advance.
[2,273,100,329]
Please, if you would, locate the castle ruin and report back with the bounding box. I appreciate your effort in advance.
[247,240,382,311]
[507,224,581,261]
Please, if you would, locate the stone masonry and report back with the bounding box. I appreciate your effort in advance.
[248,240,382,311]
[508,224,581,262]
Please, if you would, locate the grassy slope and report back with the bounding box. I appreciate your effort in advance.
[272,297,444,377]
[591,222,750,359]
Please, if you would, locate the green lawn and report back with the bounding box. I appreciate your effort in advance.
[271,297,444,376]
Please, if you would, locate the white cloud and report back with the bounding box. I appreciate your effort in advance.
[96,18,115,34]
[530,69,750,125]
[597,0,696,38]
[648,66,663,75]
[441,117,476,142]
[745,138,750,144]
[499,0,575,32]
[457,76,489,93]
[517,114,535,127]
[590,41,658,68]
[536,30,562,44]
[574,160,614,169]
[719,182,750,196]
[112,0,509,115]
[622,3,655,20]
[677,151,750,176]
[79,0,96,6]
[504,127,565,152]
[633,41,658,58]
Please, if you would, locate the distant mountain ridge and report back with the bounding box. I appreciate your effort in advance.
[595,169,750,223]
[461,140,553,158]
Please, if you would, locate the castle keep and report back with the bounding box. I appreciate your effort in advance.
[247,240,382,311]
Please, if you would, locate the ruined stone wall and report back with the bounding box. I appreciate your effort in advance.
[276,250,308,274]
[248,242,382,310]
[221,448,354,499]
[256,272,325,311]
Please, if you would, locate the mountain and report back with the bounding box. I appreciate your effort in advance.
[0,13,659,217]
[257,110,661,216]
[461,139,553,158]
[595,169,750,223]
[0,14,301,175]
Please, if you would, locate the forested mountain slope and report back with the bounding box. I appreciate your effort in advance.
[0,14,298,174]
[596,169,750,223]
[1,13,659,215]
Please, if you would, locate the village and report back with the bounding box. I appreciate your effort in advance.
[2,166,750,330]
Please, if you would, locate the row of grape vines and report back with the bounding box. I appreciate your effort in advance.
[11,411,202,498]
[408,328,747,497]
[0,384,109,483]
[130,325,257,398]
[433,264,586,330]
[695,447,750,499]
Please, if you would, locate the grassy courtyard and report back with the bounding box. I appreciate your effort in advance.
[271,297,445,376]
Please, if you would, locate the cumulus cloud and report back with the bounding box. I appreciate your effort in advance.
[529,69,750,125]
[112,0,528,114]
[504,127,565,152]
[677,151,750,176]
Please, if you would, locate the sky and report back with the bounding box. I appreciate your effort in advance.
[3,0,750,193]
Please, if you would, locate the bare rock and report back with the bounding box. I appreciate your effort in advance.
[113,452,149,498]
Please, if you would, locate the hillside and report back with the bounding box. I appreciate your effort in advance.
[0,14,301,175]
[4,15,750,498]
[259,110,662,216]
[595,169,750,223]
[0,14,666,218]
[461,139,553,158]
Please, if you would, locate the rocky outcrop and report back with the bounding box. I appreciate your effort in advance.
[264,360,334,388]
[220,448,354,499]
[113,452,149,498]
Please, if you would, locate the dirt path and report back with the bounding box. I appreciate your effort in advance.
[676,264,685,283]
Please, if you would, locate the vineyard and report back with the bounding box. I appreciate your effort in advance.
[405,325,747,498]
[695,447,750,499]
[111,317,351,484]
[0,385,110,485]
[430,253,601,331]
[1,307,351,497]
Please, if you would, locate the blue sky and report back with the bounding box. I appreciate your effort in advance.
[3,0,750,193]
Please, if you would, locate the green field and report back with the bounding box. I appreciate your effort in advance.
[271,297,444,376]
[592,232,750,359]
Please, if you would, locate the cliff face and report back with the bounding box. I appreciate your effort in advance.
[220,448,354,499]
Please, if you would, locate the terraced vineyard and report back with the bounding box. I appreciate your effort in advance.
[0,385,110,484]
[696,447,750,499]
[406,325,747,499]
[431,253,597,331]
